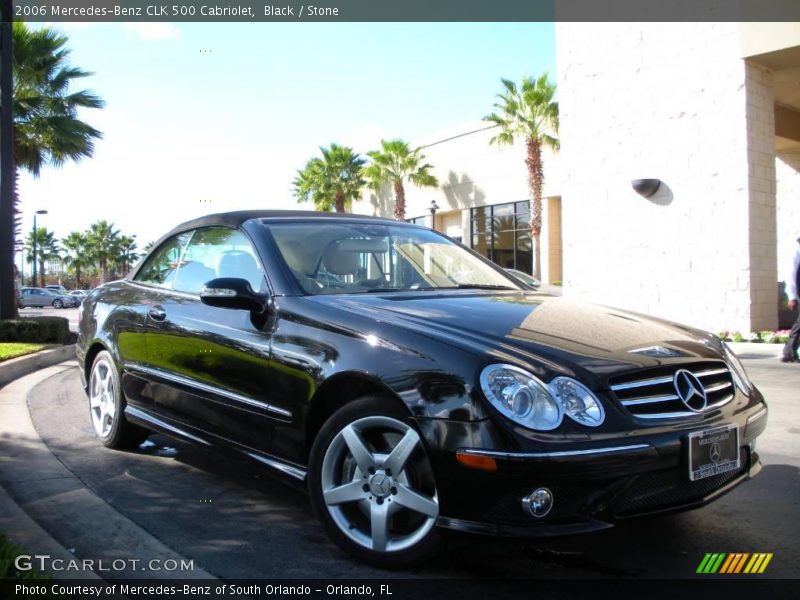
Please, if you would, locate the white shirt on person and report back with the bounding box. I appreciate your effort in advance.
[789,243,800,301]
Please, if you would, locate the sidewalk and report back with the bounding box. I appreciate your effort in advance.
[0,363,216,581]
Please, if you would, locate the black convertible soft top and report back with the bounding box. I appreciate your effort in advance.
[167,209,406,234]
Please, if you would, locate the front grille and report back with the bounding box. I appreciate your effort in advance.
[613,455,748,517]
[609,361,734,419]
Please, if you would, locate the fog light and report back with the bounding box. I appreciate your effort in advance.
[521,487,553,518]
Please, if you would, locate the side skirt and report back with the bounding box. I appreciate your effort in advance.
[124,405,308,489]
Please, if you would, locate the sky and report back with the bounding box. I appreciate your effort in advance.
[17,21,555,257]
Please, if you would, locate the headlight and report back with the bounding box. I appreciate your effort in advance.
[722,342,752,393]
[548,377,605,427]
[480,364,562,431]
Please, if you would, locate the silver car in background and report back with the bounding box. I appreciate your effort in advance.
[20,287,80,309]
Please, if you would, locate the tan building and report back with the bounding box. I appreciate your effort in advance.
[353,23,799,334]
[557,22,798,333]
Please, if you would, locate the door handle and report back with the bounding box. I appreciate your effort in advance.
[148,306,167,321]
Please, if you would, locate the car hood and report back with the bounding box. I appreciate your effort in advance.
[308,291,723,384]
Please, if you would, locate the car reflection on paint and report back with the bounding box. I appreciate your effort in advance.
[76,210,767,567]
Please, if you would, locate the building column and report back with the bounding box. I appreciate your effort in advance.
[746,61,778,331]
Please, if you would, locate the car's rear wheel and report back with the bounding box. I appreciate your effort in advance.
[52,299,63,309]
[89,351,149,449]
[309,397,441,567]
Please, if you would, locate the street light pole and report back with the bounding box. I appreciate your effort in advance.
[428,200,440,230]
[31,210,47,287]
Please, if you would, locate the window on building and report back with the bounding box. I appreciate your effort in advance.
[470,201,532,275]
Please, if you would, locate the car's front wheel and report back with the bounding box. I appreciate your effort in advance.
[52,299,63,309]
[309,397,441,567]
[88,351,149,449]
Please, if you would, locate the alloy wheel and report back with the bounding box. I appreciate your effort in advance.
[89,357,116,439]
[320,415,439,553]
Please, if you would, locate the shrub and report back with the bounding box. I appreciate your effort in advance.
[730,331,744,343]
[774,330,790,344]
[0,317,70,344]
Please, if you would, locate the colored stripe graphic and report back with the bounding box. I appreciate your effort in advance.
[697,553,713,573]
[700,552,773,574]
[744,553,774,574]
[758,554,773,573]
[719,554,735,574]
[710,553,726,573]
[733,553,750,573]
[697,553,727,573]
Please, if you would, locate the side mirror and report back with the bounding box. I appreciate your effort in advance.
[200,277,268,312]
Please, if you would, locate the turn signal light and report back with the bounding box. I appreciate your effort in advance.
[456,451,497,472]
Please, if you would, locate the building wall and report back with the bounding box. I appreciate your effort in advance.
[556,22,777,333]
[777,151,800,278]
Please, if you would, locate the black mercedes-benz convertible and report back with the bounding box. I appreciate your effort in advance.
[76,210,767,566]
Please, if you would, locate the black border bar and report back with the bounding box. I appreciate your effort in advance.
[3,578,799,600]
[8,0,800,22]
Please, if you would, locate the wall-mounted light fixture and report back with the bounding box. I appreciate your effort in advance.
[631,179,661,198]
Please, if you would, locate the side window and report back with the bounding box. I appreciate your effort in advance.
[172,227,264,295]
[134,232,192,288]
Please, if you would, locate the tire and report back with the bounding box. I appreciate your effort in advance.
[88,350,150,449]
[53,299,63,309]
[309,397,441,567]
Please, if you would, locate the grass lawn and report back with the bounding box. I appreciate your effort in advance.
[0,343,53,363]
[0,533,48,580]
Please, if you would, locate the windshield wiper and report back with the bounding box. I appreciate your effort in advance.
[363,284,515,293]
[363,286,438,293]
[451,284,517,290]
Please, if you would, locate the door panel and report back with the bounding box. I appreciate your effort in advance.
[141,227,280,453]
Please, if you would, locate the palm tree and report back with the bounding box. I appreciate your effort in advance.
[11,23,104,240]
[86,220,120,283]
[143,241,155,254]
[61,231,91,289]
[364,139,438,221]
[293,144,366,213]
[114,235,139,276]
[24,227,59,287]
[483,74,559,281]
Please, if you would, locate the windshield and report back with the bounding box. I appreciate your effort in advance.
[265,222,523,295]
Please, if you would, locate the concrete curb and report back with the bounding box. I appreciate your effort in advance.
[0,344,76,388]
[0,363,217,581]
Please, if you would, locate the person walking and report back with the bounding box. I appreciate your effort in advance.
[782,230,800,363]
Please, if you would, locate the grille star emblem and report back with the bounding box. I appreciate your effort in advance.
[710,443,721,463]
[673,369,708,412]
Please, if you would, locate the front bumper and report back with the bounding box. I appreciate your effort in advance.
[423,401,768,537]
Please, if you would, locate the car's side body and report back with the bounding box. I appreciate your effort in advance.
[76,210,767,557]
